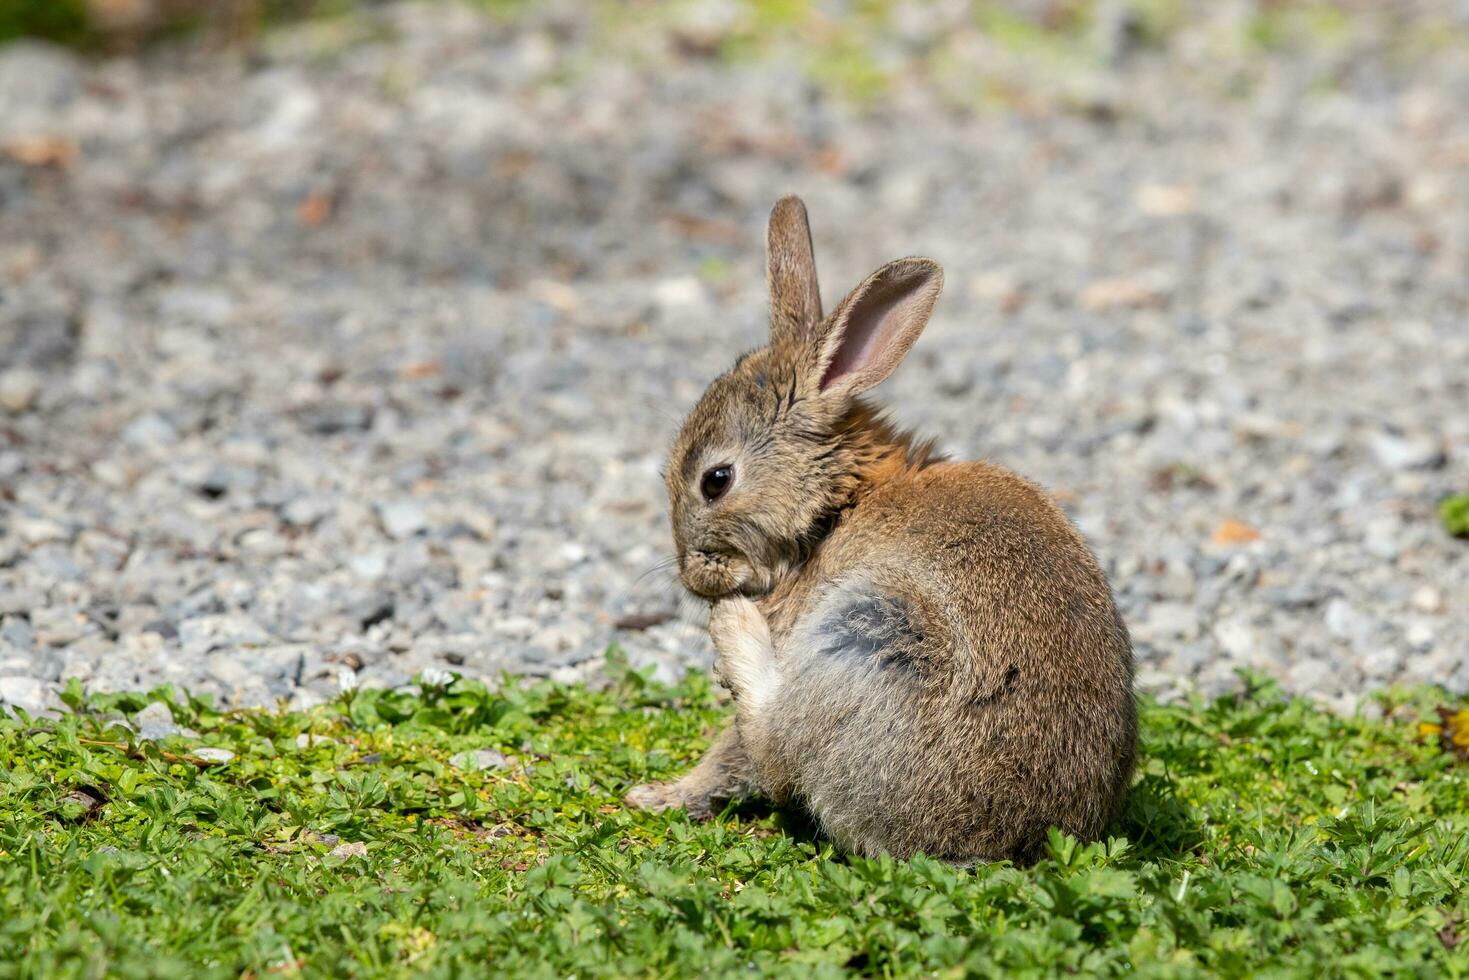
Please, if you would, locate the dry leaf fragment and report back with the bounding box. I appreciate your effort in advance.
[1136,183,1197,216]
[496,149,535,178]
[398,360,442,380]
[811,146,848,176]
[528,279,580,315]
[662,211,743,245]
[1080,276,1164,311]
[5,136,78,169]
[297,191,332,228]
[614,610,673,630]
[1211,519,1262,546]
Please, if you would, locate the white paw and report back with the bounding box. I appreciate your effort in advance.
[709,596,777,708]
[709,595,769,653]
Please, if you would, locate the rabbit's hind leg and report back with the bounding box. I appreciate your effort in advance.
[625,726,756,820]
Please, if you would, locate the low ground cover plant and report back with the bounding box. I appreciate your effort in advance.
[2,664,1466,977]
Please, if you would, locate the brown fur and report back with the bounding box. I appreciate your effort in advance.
[625,196,1137,864]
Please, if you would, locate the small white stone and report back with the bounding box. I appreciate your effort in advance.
[1213,616,1257,660]
[1369,431,1443,471]
[0,675,46,711]
[15,516,68,544]
[133,701,180,741]
[1361,647,1401,679]
[1287,659,1332,693]
[294,733,334,748]
[1324,598,1374,647]
[376,500,428,540]
[0,368,41,413]
[190,747,235,764]
[1411,586,1445,614]
[123,413,178,448]
[348,551,389,580]
[1405,623,1435,650]
[652,276,707,312]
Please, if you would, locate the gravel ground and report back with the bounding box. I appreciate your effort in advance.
[0,2,1466,716]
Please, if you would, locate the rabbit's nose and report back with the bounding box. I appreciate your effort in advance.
[679,548,750,599]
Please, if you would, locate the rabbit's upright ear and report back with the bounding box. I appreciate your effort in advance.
[814,257,943,396]
[766,196,823,347]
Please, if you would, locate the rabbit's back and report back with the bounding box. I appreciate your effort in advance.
[755,461,1136,862]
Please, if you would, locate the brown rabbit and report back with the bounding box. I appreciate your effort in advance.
[626,196,1136,864]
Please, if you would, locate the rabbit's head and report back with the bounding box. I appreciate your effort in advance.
[666,196,944,599]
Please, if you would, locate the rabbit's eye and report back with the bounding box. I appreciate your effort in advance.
[700,465,733,503]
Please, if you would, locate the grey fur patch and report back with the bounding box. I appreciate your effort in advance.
[811,587,924,673]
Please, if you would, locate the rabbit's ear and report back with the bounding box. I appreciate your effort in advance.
[767,196,823,346]
[815,257,943,396]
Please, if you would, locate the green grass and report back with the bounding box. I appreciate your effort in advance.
[1442,493,1469,539]
[3,665,1468,978]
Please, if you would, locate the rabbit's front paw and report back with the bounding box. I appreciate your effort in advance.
[709,596,778,710]
[709,595,769,653]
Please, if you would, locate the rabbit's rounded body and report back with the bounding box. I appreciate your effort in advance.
[750,460,1135,862]
[624,196,1137,864]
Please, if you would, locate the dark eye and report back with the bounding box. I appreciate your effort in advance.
[700,465,733,503]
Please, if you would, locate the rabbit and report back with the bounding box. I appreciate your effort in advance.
[625,196,1136,864]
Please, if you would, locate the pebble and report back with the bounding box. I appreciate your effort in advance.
[0,368,42,413]
[1288,659,1333,692]
[1412,586,1445,615]
[376,501,429,540]
[449,748,508,772]
[0,40,81,124]
[1324,599,1377,650]
[133,701,181,741]
[191,747,235,764]
[0,675,47,712]
[1368,431,1445,471]
[31,607,89,647]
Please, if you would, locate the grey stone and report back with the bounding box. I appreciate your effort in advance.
[0,41,81,120]
[1368,431,1445,471]
[31,607,89,647]
[123,414,178,448]
[0,368,42,413]
[377,501,429,540]
[1324,599,1377,650]
[0,675,47,712]
[449,748,509,772]
[328,841,368,859]
[133,702,181,741]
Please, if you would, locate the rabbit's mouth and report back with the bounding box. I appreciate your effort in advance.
[679,548,753,599]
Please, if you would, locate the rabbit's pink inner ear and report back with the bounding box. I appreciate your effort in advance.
[820,259,942,393]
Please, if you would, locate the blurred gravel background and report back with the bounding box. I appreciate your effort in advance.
[0,0,1466,715]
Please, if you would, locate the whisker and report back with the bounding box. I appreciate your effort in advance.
[632,555,679,586]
